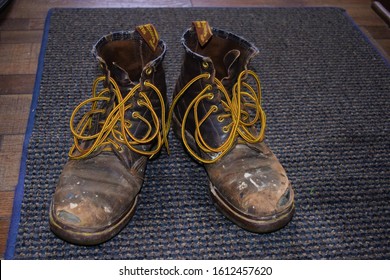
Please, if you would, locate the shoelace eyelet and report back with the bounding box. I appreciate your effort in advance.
[145,67,153,76]
[222,126,230,133]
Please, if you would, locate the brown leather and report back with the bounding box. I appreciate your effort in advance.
[49,25,167,245]
[172,22,295,232]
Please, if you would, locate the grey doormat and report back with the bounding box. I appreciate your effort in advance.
[6,7,390,259]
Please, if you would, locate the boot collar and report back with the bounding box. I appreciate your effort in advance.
[181,22,259,82]
[92,26,167,91]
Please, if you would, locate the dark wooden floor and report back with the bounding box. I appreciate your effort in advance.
[0,0,389,259]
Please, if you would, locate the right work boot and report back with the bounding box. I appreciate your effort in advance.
[169,21,294,233]
[49,24,168,245]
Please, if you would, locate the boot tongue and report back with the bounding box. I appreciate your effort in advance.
[107,24,161,93]
[222,49,242,87]
[110,62,134,90]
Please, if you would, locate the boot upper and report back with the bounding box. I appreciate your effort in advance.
[172,22,261,161]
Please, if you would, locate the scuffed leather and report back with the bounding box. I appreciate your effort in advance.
[52,153,145,231]
[50,27,167,242]
[172,23,294,229]
[205,142,292,218]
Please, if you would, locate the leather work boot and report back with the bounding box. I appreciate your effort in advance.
[49,24,168,245]
[169,21,295,233]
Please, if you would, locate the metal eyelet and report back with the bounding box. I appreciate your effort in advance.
[222,126,230,133]
[217,116,224,122]
[202,61,209,69]
[210,105,218,112]
[137,99,144,106]
[145,67,153,76]
[208,93,214,100]
[132,111,139,118]
[201,73,211,81]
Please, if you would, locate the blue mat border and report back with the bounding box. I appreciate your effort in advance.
[4,6,389,260]
[5,9,53,260]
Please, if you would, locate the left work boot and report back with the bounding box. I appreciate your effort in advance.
[49,24,168,245]
[169,21,294,233]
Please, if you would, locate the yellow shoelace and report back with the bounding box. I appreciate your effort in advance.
[69,76,168,160]
[167,70,266,164]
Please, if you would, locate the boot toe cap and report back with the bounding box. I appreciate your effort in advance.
[49,156,142,244]
[51,187,119,231]
[207,143,295,231]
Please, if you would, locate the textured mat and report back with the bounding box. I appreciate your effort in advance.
[6,7,390,259]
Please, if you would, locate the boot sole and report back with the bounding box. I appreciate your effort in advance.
[49,196,138,245]
[209,182,295,233]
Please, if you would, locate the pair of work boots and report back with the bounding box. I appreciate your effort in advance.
[49,22,295,245]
